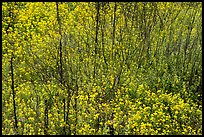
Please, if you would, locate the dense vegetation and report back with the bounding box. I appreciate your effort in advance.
[2,2,202,135]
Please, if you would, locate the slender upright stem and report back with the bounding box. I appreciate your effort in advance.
[10,54,19,135]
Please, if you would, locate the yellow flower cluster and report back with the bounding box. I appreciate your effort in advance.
[2,2,202,135]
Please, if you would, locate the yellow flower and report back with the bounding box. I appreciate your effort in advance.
[18,122,22,127]
[94,113,99,120]
[106,120,112,125]
[146,123,152,127]
[165,124,169,128]
[187,126,192,130]
[113,123,118,128]
[28,117,34,121]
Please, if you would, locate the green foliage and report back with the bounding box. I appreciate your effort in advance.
[2,2,202,135]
